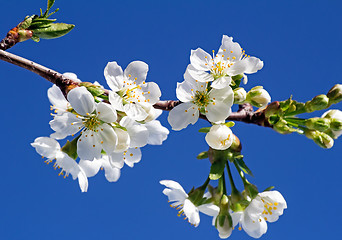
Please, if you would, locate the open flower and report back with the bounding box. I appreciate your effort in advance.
[50,87,118,160]
[168,71,233,130]
[31,137,88,192]
[160,180,201,227]
[187,35,263,89]
[232,190,287,238]
[105,61,161,121]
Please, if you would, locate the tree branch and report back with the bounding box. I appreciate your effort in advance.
[0,49,272,128]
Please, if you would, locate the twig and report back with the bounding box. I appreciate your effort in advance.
[0,49,272,127]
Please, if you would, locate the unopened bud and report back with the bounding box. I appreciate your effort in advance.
[273,119,292,134]
[305,117,330,132]
[17,29,33,42]
[327,84,342,105]
[233,87,247,104]
[322,110,342,138]
[246,86,271,108]
[305,130,334,149]
[205,124,233,150]
[305,94,329,112]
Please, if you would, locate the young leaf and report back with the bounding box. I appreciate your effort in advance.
[33,23,74,39]
[199,127,211,133]
[209,160,226,180]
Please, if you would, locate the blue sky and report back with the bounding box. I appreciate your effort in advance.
[0,0,341,239]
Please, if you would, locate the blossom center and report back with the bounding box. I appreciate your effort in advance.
[83,115,101,131]
[261,198,278,219]
[193,90,211,108]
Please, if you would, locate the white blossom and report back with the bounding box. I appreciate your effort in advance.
[49,87,118,160]
[168,71,234,130]
[31,137,88,192]
[322,109,342,139]
[187,35,263,89]
[105,61,161,121]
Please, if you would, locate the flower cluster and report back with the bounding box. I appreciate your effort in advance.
[32,64,169,191]
[167,35,270,150]
[160,180,287,239]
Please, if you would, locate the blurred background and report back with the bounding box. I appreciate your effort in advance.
[0,0,341,239]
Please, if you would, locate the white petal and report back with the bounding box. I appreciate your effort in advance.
[229,57,263,76]
[96,102,117,123]
[176,81,195,102]
[123,148,142,167]
[160,180,188,203]
[198,203,220,217]
[167,102,199,131]
[145,120,169,145]
[77,170,88,192]
[242,214,267,238]
[108,152,124,169]
[49,112,82,139]
[124,103,148,121]
[140,82,161,104]
[31,137,61,159]
[114,128,130,152]
[209,86,234,101]
[206,99,232,123]
[183,199,200,227]
[77,130,102,160]
[96,124,117,154]
[100,156,121,182]
[190,48,212,71]
[108,91,124,111]
[211,76,232,89]
[104,61,124,91]
[124,61,149,84]
[127,124,149,148]
[47,85,68,112]
[218,35,242,60]
[186,64,214,83]
[79,159,102,177]
[67,87,95,116]
[63,72,81,83]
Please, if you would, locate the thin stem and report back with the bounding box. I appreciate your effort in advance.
[199,176,210,190]
[233,161,249,186]
[226,161,238,192]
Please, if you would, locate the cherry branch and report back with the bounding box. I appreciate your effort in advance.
[0,49,272,128]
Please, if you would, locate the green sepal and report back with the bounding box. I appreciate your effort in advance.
[279,96,292,112]
[18,15,34,29]
[61,135,80,160]
[224,121,235,128]
[245,183,259,199]
[32,23,74,39]
[31,35,40,42]
[208,149,228,180]
[234,156,253,177]
[230,74,243,90]
[199,127,211,133]
[197,151,208,160]
[263,186,275,192]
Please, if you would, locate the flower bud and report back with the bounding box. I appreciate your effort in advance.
[327,84,342,105]
[322,109,342,138]
[233,87,247,104]
[114,128,130,152]
[246,86,271,108]
[305,130,334,149]
[215,196,233,239]
[205,124,233,150]
[273,119,292,134]
[305,117,330,132]
[305,94,329,112]
[17,29,33,42]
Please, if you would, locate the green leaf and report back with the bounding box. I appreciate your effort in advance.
[33,23,74,39]
[48,0,55,11]
[19,16,33,30]
[234,157,253,177]
[224,121,235,128]
[209,149,228,180]
[197,151,208,160]
[199,127,211,133]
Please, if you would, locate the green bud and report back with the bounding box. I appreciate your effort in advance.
[265,101,280,118]
[246,86,271,108]
[233,87,247,104]
[305,94,329,112]
[229,134,242,152]
[305,130,334,149]
[273,119,293,134]
[327,84,342,105]
[33,23,74,39]
[305,117,330,132]
[330,118,342,131]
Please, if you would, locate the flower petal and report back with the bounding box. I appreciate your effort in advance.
[140,82,161,104]
[124,61,149,84]
[96,124,117,154]
[229,57,263,76]
[100,156,121,182]
[211,76,232,89]
[176,81,195,102]
[145,120,169,145]
[123,147,142,167]
[67,87,95,116]
[124,103,148,121]
[186,64,214,83]
[218,35,243,60]
[77,130,102,160]
[96,102,117,123]
[167,102,199,131]
[49,112,82,139]
[206,99,232,123]
[190,48,212,71]
[79,159,102,177]
[31,137,61,159]
[183,199,200,227]
[108,91,124,111]
[48,85,68,113]
[104,61,124,91]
